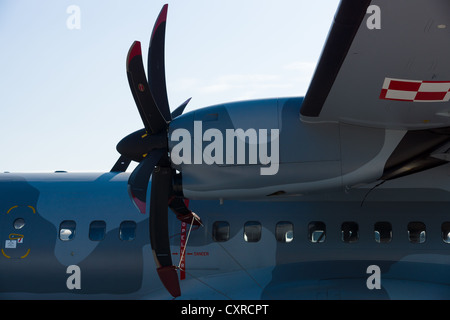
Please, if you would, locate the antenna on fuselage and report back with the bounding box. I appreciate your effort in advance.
[360,180,386,207]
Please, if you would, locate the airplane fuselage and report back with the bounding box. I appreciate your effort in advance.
[2,163,450,299]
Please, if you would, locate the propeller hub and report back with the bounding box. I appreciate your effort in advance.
[117,129,167,162]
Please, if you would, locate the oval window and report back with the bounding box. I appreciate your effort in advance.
[13,218,25,230]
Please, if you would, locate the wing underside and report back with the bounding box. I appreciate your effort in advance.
[300,0,450,130]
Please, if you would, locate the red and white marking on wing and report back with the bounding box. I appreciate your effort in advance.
[380,78,450,102]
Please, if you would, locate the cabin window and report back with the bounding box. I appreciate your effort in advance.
[59,220,76,241]
[212,221,230,242]
[244,221,261,242]
[374,221,392,243]
[276,222,294,243]
[341,221,358,243]
[89,220,106,241]
[13,218,25,230]
[119,221,136,241]
[308,222,326,243]
[442,222,450,243]
[408,221,426,243]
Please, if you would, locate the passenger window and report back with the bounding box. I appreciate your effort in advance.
[13,218,25,230]
[442,222,450,243]
[374,222,392,243]
[212,221,230,242]
[276,222,294,243]
[59,220,76,241]
[408,222,426,243]
[341,222,358,243]
[244,221,261,242]
[89,220,106,241]
[120,221,136,241]
[308,222,326,243]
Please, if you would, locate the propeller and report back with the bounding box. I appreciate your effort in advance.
[113,4,201,298]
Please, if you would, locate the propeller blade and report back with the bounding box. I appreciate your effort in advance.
[171,98,191,119]
[149,163,181,298]
[110,155,131,172]
[148,4,171,123]
[119,5,199,298]
[169,196,202,226]
[128,149,165,213]
[127,41,167,134]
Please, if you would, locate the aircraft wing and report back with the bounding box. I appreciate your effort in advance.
[300,0,450,130]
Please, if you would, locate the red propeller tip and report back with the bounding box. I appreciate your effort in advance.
[151,4,168,42]
[126,41,142,66]
[157,265,181,298]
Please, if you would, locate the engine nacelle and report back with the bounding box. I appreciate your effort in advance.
[168,97,403,200]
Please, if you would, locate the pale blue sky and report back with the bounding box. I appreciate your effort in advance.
[0,0,339,172]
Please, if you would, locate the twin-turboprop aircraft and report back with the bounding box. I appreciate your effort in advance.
[3,0,450,300]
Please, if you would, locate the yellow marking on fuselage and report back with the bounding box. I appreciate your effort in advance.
[1,249,10,259]
[9,234,24,240]
[21,249,30,259]
[6,205,19,214]
[6,205,36,214]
